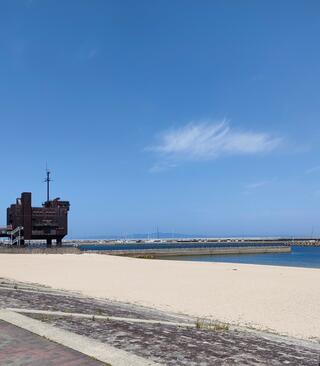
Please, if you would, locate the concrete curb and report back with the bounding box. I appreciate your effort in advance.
[0,309,162,366]
[0,286,73,296]
[7,307,194,328]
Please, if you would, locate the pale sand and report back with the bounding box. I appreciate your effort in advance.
[0,254,319,341]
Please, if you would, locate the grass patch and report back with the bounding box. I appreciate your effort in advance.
[195,318,229,331]
[136,254,155,259]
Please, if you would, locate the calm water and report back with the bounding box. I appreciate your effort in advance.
[167,246,320,268]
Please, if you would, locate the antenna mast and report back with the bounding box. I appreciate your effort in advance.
[45,166,51,202]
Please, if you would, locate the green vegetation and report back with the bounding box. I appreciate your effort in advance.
[195,318,229,331]
[136,254,155,259]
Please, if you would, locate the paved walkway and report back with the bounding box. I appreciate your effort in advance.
[0,320,105,366]
[1,279,319,365]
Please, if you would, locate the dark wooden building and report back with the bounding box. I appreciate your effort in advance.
[6,192,70,247]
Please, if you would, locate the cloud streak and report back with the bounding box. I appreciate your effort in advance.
[245,181,271,190]
[242,178,277,194]
[148,120,281,165]
[306,165,320,174]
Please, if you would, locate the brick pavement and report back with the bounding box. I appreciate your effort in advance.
[0,320,105,366]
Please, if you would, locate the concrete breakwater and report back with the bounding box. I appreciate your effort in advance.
[0,243,291,257]
[85,245,291,258]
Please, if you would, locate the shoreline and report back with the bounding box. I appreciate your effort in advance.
[0,253,319,342]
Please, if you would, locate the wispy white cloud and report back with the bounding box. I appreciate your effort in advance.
[242,179,276,195]
[76,44,100,62]
[306,165,320,174]
[88,48,98,60]
[243,177,277,194]
[245,180,272,190]
[148,120,281,168]
[149,162,177,173]
[25,0,35,7]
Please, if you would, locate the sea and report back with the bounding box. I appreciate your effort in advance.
[166,246,320,269]
[79,242,320,269]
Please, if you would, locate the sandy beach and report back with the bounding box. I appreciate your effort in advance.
[0,253,319,341]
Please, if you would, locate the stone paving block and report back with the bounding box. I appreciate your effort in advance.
[0,320,104,366]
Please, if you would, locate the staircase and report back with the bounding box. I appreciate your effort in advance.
[9,226,24,246]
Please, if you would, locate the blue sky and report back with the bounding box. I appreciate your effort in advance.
[0,0,320,238]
